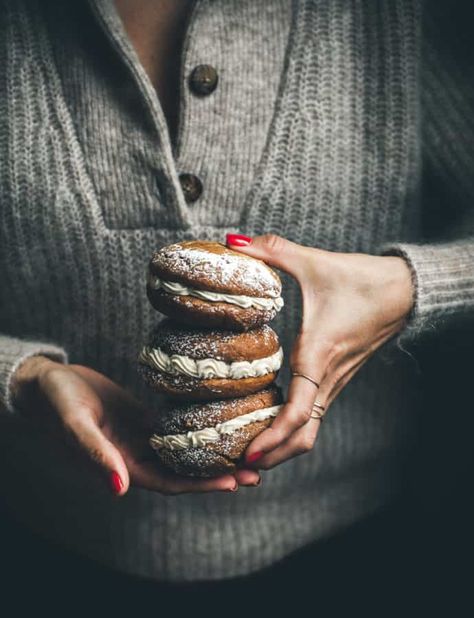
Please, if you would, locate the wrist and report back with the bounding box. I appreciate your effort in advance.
[384,256,415,321]
[11,355,58,410]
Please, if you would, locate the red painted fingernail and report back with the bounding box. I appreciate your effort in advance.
[226,233,252,247]
[246,451,264,464]
[110,471,123,495]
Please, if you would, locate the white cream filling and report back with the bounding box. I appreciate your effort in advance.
[139,346,283,380]
[147,274,284,311]
[149,404,283,451]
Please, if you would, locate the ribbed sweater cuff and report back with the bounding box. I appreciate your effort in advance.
[0,336,68,414]
[380,240,474,340]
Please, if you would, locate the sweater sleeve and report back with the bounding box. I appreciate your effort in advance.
[379,239,474,340]
[0,335,68,414]
[382,9,474,342]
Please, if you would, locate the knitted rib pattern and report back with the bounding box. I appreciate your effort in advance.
[0,0,473,581]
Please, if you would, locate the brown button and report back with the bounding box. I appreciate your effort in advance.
[189,64,218,96]
[179,173,203,203]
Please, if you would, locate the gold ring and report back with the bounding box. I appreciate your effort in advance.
[291,372,320,389]
[309,401,326,422]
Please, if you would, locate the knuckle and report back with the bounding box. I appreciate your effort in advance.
[291,404,308,422]
[289,346,311,368]
[297,435,315,454]
[260,234,284,254]
[332,340,347,356]
[283,407,310,431]
[289,336,335,371]
[37,364,66,390]
[290,361,320,386]
[87,445,107,466]
[290,330,348,375]
[291,330,316,356]
[330,369,345,388]
[316,337,338,358]
[267,428,287,448]
[315,339,340,362]
[298,408,312,425]
[311,337,345,358]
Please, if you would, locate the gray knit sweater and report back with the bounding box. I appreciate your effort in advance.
[1,0,473,581]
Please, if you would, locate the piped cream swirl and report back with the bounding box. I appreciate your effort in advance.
[147,274,284,312]
[150,404,283,451]
[139,346,283,380]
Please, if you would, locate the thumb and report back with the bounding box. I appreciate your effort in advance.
[226,233,306,278]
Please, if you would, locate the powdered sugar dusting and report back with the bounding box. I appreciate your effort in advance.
[147,320,279,360]
[149,241,281,298]
[152,387,282,434]
[154,420,274,477]
[157,444,236,477]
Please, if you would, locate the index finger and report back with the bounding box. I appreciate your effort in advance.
[244,365,326,463]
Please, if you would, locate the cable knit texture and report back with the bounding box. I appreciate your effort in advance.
[0,0,473,581]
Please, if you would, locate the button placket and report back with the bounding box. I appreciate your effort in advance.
[175,1,292,225]
[176,61,218,204]
[179,64,219,204]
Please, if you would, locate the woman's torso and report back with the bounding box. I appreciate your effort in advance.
[0,0,447,581]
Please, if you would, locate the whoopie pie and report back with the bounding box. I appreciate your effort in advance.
[146,240,284,331]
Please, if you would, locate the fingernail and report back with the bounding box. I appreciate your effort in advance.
[110,471,123,495]
[226,233,252,247]
[252,477,262,487]
[227,482,239,492]
[246,451,264,464]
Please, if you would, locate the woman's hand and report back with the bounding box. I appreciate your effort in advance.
[11,358,260,495]
[226,234,415,470]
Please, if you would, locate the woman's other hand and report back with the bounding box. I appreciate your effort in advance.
[226,234,414,470]
[10,358,260,495]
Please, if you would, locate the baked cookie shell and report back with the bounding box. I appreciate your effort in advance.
[150,388,282,477]
[146,320,280,362]
[149,240,282,298]
[154,388,282,433]
[138,364,278,400]
[147,288,278,331]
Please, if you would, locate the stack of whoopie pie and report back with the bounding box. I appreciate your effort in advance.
[138,240,284,477]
